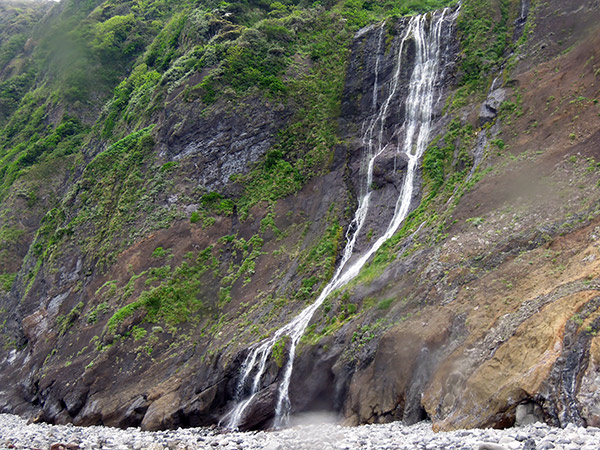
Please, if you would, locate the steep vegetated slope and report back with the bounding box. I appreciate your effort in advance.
[0,0,599,433]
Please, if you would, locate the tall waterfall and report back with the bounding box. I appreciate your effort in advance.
[223,5,459,430]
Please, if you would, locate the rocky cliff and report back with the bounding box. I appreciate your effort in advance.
[0,0,600,433]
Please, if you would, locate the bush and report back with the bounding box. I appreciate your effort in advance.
[152,247,166,258]
[377,298,394,310]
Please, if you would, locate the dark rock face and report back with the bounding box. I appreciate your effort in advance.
[342,307,460,426]
[540,296,600,427]
[236,384,278,430]
[288,340,343,415]
[515,0,600,72]
[156,96,292,192]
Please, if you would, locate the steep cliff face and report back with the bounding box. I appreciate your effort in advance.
[0,0,599,433]
[341,0,600,430]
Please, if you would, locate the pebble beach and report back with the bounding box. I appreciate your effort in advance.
[2,414,600,450]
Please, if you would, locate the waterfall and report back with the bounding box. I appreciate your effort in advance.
[520,0,529,21]
[222,5,459,430]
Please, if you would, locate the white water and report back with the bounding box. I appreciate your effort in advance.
[223,6,459,430]
[520,0,528,20]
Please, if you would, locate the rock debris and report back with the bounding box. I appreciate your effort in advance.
[1,414,600,450]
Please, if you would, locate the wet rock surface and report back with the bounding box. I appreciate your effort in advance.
[2,414,600,450]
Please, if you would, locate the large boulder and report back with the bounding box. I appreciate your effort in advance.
[478,88,506,126]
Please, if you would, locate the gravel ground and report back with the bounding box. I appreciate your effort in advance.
[1,413,600,450]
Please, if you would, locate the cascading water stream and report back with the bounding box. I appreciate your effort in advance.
[223,5,459,430]
[520,0,529,21]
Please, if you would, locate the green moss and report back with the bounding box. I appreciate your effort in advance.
[271,336,288,367]
[107,302,142,334]
[0,225,24,246]
[152,247,167,258]
[131,325,148,340]
[491,138,505,150]
[377,297,394,310]
[0,273,16,293]
[86,302,109,324]
[422,138,455,193]
[259,211,280,236]
[56,302,84,336]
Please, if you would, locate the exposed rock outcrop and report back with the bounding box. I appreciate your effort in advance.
[478,88,506,126]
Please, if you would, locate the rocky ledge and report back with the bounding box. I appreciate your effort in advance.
[1,414,600,450]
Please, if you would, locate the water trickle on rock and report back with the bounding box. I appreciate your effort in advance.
[223,5,460,430]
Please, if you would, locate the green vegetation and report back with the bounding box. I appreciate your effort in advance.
[0,225,24,248]
[458,0,512,85]
[377,297,394,310]
[466,216,484,227]
[447,0,523,110]
[272,336,288,367]
[339,0,458,29]
[0,273,16,293]
[350,318,390,349]
[190,211,200,223]
[0,0,193,200]
[152,247,168,258]
[56,302,84,336]
[422,137,455,193]
[491,138,505,150]
[87,302,110,324]
[106,245,217,334]
[131,325,148,341]
[0,1,52,123]
[29,127,171,272]
[0,112,89,199]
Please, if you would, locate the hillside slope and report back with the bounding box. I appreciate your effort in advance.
[0,0,599,432]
